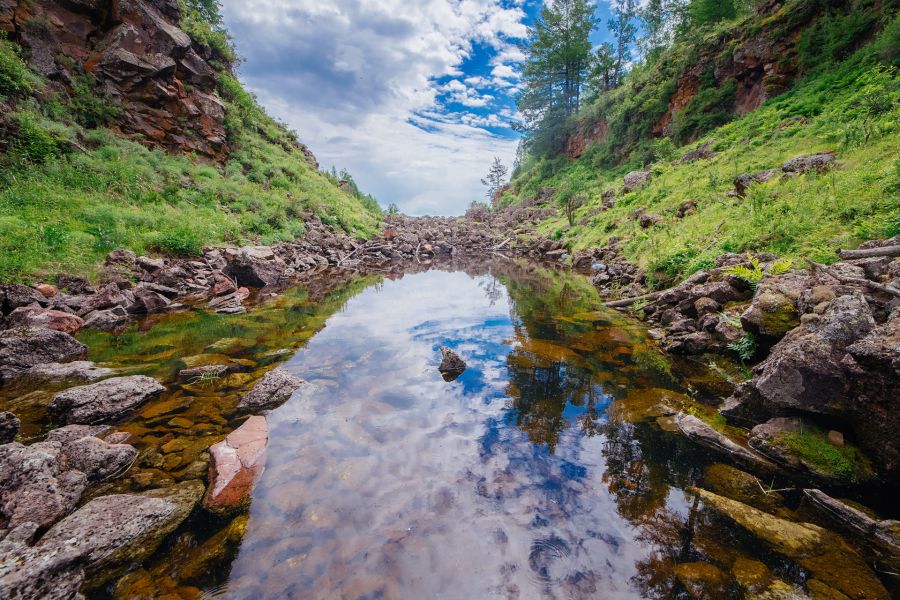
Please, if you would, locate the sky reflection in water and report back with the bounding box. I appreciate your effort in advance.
[223,267,689,599]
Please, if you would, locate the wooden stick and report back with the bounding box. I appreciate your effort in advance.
[603,290,663,308]
[837,245,900,260]
[806,259,900,298]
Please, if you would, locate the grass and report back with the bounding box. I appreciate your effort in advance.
[0,40,381,284]
[505,31,900,288]
[774,424,873,483]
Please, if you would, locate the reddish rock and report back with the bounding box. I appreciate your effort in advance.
[203,416,268,516]
[35,283,58,298]
[5,306,85,334]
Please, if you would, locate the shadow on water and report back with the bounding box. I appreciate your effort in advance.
[5,259,894,599]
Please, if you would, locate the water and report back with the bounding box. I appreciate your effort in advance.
[3,260,893,599]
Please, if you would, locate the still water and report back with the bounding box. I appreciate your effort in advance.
[6,260,889,599]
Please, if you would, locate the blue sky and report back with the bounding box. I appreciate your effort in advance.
[220,1,619,215]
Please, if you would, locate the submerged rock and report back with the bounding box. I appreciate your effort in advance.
[692,488,889,600]
[0,327,87,383]
[675,413,771,468]
[50,376,165,424]
[37,480,205,590]
[24,361,114,383]
[438,346,467,381]
[237,368,304,411]
[203,416,268,516]
[674,561,734,599]
[0,412,19,444]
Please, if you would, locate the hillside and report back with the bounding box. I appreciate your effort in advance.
[0,0,381,283]
[502,0,899,289]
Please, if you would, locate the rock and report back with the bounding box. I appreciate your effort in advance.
[136,256,165,273]
[0,284,47,315]
[438,346,467,381]
[35,283,58,299]
[674,561,733,599]
[82,307,129,333]
[622,170,651,193]
[46,425,112,445]
[681,141,717,163]
[223,246,285,287]
[127,287,171,314]
[178,364,230,381]
[25,361,114,383]
[639,212,661,228]
[803,489,900,564]
[781,152,835,174]
[0,412,19,444]
[237,368,304,411]
[675,413,771,467]
[0,328,87,384]
[203,416,268,516]
[702,463,785,515]
[78,283,128,316]
[0,522,86,600]
[50,376,165,424]
[740,271,812,339]
[38,480,205,589]
[731,557,773,594]
[676,199,697,218]
[60,436,138,482]
[4,306,85,334]
[826,430,844,447]
[0,442,87,530]
[692,488,888,600]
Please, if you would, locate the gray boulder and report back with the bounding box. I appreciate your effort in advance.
[46,425,112,445]
[50,376,165,424]
[37,480,205,589]
[438,346,467,381]
[622,170,651,194]
[0,284,47,315]
[222,246,285,287]
[0,523,86,600]
[0,412,19,444]
[59,437,138,482]
[0,328,87,384]
[25,361,114,384]
[781,152,835,174]
[238,368,304,411]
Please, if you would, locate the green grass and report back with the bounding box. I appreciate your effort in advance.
[506,30,900,288]
[0,41,381,283]
[774,424,873,483]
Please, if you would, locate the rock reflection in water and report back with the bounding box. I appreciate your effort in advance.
[219,264,690,599]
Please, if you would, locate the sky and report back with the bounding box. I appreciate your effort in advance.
[219,1,617,216]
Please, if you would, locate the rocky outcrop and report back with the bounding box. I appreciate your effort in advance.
[203,416,267,516]
[237,368,303,411]
[50,375,165,424]
[0,328,87,384]
[438,346,467,382]
[1,0,230,159]
[0,412,19,444]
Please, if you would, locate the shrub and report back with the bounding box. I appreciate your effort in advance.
[0,36,36,98]
[10,111,63,163]
[70,72,122,128]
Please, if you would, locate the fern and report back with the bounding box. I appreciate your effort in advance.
[723,254,794,287]
[769,258,794,276]
[728,333,757,363]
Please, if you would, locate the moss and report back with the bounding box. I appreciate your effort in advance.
[774,427,874,483]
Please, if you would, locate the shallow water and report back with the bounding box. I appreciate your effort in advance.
[4,260,895,599]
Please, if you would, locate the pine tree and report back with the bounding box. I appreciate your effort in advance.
[481,157,509,202]
[588,42,617,96]
[608,0,638,87]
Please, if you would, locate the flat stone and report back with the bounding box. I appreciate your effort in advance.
[50,376,165,424]
[25,361,114,383]
[237,368,304,411]
[0,328,86,383]
[5,306,85,334]
[203,416,268,516]
[676,413,772,468]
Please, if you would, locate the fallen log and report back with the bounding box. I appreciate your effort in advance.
[603,290,663,308]
[837,245,900,260]
[806,260,900,298]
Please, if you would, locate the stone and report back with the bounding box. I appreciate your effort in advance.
[782,152,836,174]
[203,416,268,516]
[0,412,19,444]
[105,249,137,270]
[692,488,889,600]
[38,480,205,589]
[0,284,47,315]
[731,557,772,593]
[237,368,304,411]
[60,436,138,482]
[4,306,85,334]
[827,430,844,447]
[675,413,771,467]
[438,346,467,381]
[674,561,733,599]
[25,361,114,383]
[0,442,88,530]
[50,376,166,424]
[45,425,112,445]
[639,212,661,228]
[0,328,87,383]
[127,287,171,314]
[78,283,128,316]
[223,246,285,287]
[35,283,59,298]
[0,523,86,600]
[82,307,129,333]
[740,271,811,339]
[622,170,651,193]
[803,489,900,563]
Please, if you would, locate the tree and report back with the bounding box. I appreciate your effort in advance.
[517,0,595,153]
[385,203,400,216]
[588,42,617,96]
[608,0,638,87]
[556,182,585,226]
[481,157,509,202]
[183,0,224,27]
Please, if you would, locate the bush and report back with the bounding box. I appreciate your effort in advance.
[70,72,122,128]
[0,36,36,98]
[10,111,64,163]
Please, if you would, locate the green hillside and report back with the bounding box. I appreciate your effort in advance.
[0,22,381,283]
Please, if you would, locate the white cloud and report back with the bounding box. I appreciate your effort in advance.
[221,0,526,215]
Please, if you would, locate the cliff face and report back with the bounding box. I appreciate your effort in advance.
[1,0,228,160]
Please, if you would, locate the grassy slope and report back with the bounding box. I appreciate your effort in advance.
[0,38,381,283]
[505,15,899,288]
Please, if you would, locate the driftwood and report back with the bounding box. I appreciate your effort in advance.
[493,237,512,250]
[837,245,900,260]
[603,290,663,308]
[806,259,900,298]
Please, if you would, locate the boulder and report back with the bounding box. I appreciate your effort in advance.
[203,416,268,516]
[223,246,285,287]
[127,287,171,314]
[38,480,205,589]
[50,376,165,424]
[59,436,138,482]
[0,284,47,315]
[0,442,87,530]
[82,306,129,332]
[675,414,771,467]
[0,412,19,444]
[781,152,835,174]
[25,361,114,383]
[0,523,86,600]
[35,283,59,299]
[740,272,813,339]
[622,170,651,193]
[0,328,87,384]
[78,283,128,316]
[4,306,85,334]
[46,425,112,445]
[438,346,467,381]
[692,488,888,600]
[638,212,661,228]
[237,368,304,411]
